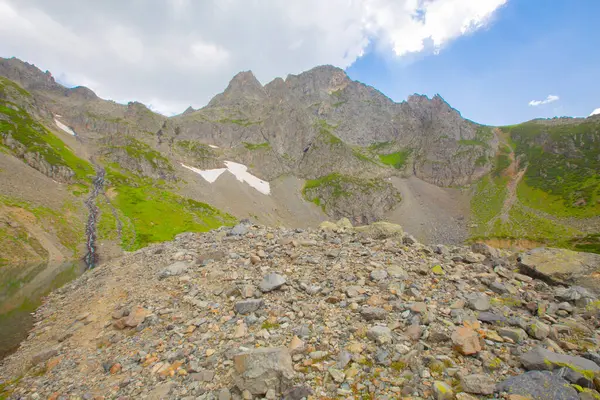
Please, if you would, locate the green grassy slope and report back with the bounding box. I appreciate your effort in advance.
[471,119,600,253]
[0,77,237,262]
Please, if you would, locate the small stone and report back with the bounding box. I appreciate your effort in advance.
[450,299,465,309]
[498,327,528,343]
[433,381,454,400]
[235,299,264,315]
[460,374,495,395]
[124,306,148,328]
[451,326,482,355]
[328,367,345,383]
[527,320,550,340]
[241,284,255,298]
[158,261,190,278]
[411,302,427,313]
[467,294,491,311]
[218,388,232,400]
[234,323,248,338]
[360,306,388,321]
[406,324,422,341]
[265,389,276,400]
[367,326,393,345]
[110,363,122,374]
[259,273,286,292]
[288,336,305,354]
[370,269,388,281]
[230,223,249,236]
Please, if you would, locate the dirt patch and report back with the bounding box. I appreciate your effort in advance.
[105,187,117,200]
[386,176,470,244]
[482,238,544,251]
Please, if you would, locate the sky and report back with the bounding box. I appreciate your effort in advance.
[0,0,598,125]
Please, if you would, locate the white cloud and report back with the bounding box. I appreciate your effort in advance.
[0,0,508,115]
[528,95,560,107]
[590,108,600,117]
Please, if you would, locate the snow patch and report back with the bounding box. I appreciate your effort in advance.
[181,160,270,195]
[590,108,600,117]
[54,117,76,136]
[224,161,270,195]
[181,163,226,183]
[209,144,219,149]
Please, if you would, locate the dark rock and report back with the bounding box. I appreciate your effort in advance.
[282,385,314,400]
[497,370,578,400]
[521,346,600,385]
[477,312,507,324]
[360,306,388,321]
[234,299,264,315]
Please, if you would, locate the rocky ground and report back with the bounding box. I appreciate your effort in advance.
[1,220,599,400]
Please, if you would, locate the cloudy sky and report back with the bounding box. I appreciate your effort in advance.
[0,0,598,125]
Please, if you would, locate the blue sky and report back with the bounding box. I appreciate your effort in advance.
[347,1,600,126]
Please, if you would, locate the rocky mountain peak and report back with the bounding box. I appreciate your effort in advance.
[207,70,266,107]
[67,86,98,100]
[182,106,196,115]
[0,57,60,92]
[285,65,350,98]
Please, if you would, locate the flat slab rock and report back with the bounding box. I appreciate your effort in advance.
[521,346,600,385]
[497,370,579,400]
[233,347,294,395]
[518,247,600,293]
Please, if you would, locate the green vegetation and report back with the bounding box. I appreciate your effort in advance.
[502,120,600,217]
[470,173,582,248]
[0,102,94,183]
[0,195,85,259]
[458,126,494,148]
[175,140,215,160]
[0,77,31,98]
[314,119,342,145]
[104,165,236,251]
[243,142,271,150]
[302,173,390,211]
[379,150,410,169]
[216,118,261,127]
[261,321,280,330]
[471,120,600,252]
[493,154,510,176]
[107,136,173,172]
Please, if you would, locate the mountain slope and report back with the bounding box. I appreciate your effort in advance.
[0,56,598,256]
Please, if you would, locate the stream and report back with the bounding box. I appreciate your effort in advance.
[0,168,106,359]
[84,168,105,269]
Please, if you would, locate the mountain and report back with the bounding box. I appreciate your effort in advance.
[0,56,598,279]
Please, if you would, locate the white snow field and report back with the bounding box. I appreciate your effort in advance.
[54,117,76,136]
[181,161,270,195]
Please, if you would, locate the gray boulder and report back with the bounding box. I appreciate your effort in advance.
[497,370,578,400]
[259,273,286,292]
[521,346,600,385]
[234,299,264,315]
[233,347,294,395]
[230,223,249,236]
[158,261,190,279]
[460,374,495,395]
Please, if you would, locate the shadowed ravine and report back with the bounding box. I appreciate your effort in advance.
[83,168,106,269]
